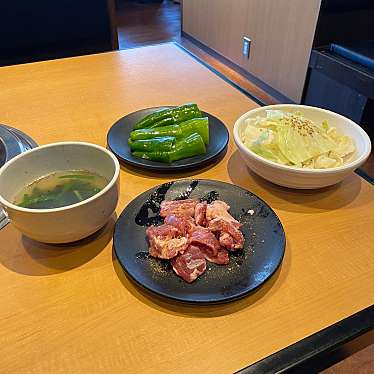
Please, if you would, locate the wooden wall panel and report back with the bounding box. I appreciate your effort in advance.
[183,0,249,66]
[182,0,321,102]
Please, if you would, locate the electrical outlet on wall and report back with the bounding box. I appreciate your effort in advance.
[242,37,251,59]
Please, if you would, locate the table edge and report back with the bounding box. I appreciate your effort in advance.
[236,304,374,373]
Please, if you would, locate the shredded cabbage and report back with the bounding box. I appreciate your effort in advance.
[241,110,355,169]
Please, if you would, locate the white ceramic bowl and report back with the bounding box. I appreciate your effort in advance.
[233,104,371,189]
[0,142,120,243]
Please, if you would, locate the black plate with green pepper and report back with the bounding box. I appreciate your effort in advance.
[107,105,229,171]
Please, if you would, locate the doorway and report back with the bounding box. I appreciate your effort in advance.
[116,0,181,49]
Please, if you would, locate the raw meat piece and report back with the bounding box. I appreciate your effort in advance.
[219,232,236,251]
[208,218,244,250]
[189,227,221,256]
[146,197,247,283]
[194,201,207,226]
[201,246,229,265]
[146,224,188,259]
[206,201,241,228]
[160,199,197,218]
[164,214,195,236]
[171,245,206,283]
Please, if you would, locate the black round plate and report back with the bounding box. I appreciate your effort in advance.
[107,107,229,171]
[113,179,286,304]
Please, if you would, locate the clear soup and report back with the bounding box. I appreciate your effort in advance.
[14,170,108,209]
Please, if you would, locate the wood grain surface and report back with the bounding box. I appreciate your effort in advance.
[0,44,373,374]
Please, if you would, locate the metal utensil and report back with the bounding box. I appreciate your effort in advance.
[0,210,9,230]
[0,124,38,230]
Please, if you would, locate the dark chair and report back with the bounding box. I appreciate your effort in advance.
[0,0,118,67]
[303,43,374,124]
[302,0,374,127]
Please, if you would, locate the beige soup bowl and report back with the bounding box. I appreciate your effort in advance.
[0,142,120,243]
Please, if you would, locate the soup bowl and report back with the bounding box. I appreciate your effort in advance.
[0,142,120,243]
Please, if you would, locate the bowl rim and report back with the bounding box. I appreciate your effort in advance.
[0,141,120,213]
[233,104,372,174]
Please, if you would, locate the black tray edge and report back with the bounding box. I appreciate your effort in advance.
[236,304,374,374]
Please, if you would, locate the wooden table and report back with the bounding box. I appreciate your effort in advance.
[0,43,373,374]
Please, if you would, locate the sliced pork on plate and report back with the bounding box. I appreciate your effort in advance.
[208,218,244,251]
[164,214,195,236]
[189,226,220,256]
[206,200,241,228]
[160,199,197,218]
[171,245,207,283]
[201,246,229,265]
[219,232,236,250]
[146,198,246,283]
[146,224,188,259]
[194,201,207,226]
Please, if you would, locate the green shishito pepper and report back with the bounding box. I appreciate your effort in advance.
[133,103,202,130]
[132,133,206,163]
[147,117,174,129]
[130,117,209,145]
[128,136,175,152]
